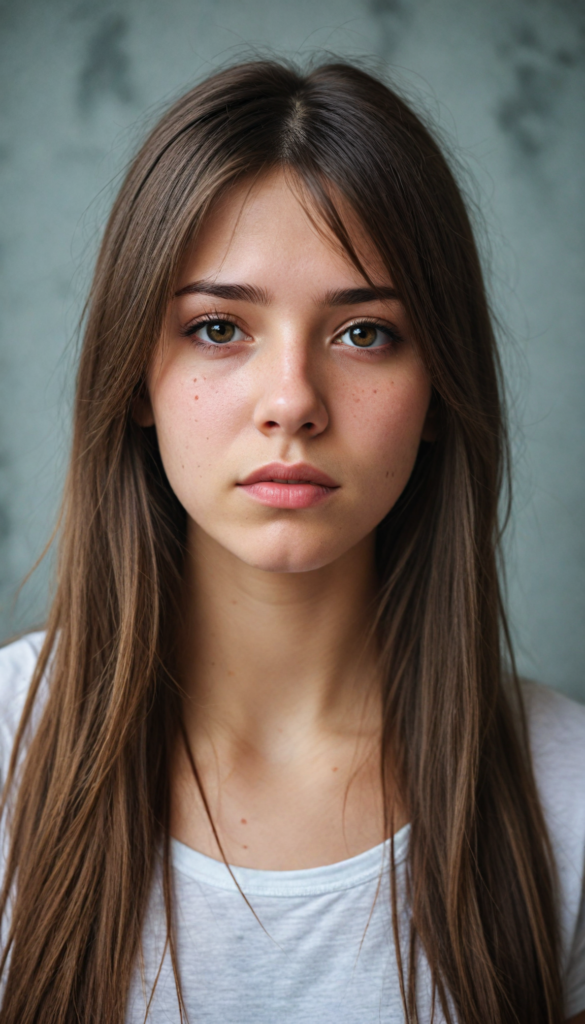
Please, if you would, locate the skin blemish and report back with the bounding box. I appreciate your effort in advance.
[243,845,248,849]
[228,670,235,676]
[332,766,338,772]
[241,818,247,824]
[193,378,197,382]
[194,395,199,400]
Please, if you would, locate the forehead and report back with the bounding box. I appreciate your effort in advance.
[176,169,389,291]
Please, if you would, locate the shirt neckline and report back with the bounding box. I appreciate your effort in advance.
[171,824,410,897]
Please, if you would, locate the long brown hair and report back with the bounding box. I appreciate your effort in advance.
[0,60,562,1022]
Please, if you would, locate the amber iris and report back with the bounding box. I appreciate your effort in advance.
[206,321,235,343]
[348,324,377,347]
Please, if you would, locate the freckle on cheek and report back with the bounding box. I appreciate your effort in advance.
[194,395,199,400]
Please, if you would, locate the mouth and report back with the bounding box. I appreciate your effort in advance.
[237,462,339,509]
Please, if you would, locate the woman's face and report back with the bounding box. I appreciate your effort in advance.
[142,170,433,573]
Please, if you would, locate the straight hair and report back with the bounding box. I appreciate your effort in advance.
[0,59,562,1022]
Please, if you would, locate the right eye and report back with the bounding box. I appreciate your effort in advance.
[187,319,246,344]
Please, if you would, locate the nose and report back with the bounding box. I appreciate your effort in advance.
[252,343,329,439]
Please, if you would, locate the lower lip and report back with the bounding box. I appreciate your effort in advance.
[238,482,337,509]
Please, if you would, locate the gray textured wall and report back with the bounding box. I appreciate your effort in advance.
[1,0,584,701]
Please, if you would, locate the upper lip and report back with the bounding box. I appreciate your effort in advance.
[239,462,340,487]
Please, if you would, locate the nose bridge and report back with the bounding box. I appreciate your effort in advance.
[253,327,328,438]
[277,333,313,394]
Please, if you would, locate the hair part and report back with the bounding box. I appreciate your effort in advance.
[0,58,562,1023]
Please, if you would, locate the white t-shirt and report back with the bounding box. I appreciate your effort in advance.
[1,632,584,1022]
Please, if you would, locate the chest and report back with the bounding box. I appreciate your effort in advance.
[171,739,394,870]
[126,835,439,1023]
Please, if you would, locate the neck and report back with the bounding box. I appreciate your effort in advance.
[180,525,382,761]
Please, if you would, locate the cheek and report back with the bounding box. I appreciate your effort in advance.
[150,366,247,495]
[342,373,430,497]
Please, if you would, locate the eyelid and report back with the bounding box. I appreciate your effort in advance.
[333,317,403,347]
[180,311,250,340]
[178,312,402,347]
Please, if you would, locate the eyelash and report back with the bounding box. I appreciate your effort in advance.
[180,312,403,353]
[180,312,247,350]
[337,319,402,353]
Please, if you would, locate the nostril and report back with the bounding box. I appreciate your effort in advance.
[265,420,279,428]
[303,422,314,431]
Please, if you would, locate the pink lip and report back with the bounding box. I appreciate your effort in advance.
[237,462,339,509]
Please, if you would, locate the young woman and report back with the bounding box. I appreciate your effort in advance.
[0,60,583,1024]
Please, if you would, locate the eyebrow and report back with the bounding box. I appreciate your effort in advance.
[174,281,399,306]
[322,286,399,306]
[174,280,269,303]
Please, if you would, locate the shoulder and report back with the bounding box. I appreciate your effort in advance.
[0,631,46,778]
[521,679,585,1004]
[521,679,585,833]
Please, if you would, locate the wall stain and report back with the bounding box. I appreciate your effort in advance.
[0,502,9,545]
[495,6,584,159]
[0,449,11,596]
[368,0,411,59]
[497,58,556,157]
[78,13,134,113]
[0,0,21,35]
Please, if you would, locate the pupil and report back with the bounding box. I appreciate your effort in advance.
[350,325,376,347]
[207,322,234,343]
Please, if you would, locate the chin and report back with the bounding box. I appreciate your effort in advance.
[242,545,336,575]
[231,524,346,574]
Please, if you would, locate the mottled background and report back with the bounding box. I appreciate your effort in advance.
[0,0,584,701]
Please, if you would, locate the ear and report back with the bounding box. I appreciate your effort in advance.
[132,390,155,428]
[421,391,439,442]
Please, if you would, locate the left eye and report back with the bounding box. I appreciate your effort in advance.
[337,323,395,349]
[189,320,246,344]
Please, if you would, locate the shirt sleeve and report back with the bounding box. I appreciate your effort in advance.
[521,680,585,1019]
[564,854,585,1018]
[0,631,46,789]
